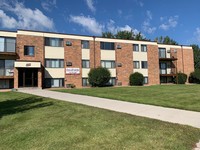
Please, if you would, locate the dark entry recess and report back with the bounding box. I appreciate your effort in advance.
[18,68,38,87]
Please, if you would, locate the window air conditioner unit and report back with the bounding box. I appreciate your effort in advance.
[117,63,122,67]
[66,62,72,66]
[66,41,72,46]
[117,45,122,49]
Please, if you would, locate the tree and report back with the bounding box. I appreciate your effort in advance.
[102,30,147,41]
[135,32,146,41]
[115,30,134,40]
[88,67,111,87]
[154,36,178,45]
[191,44,200,69]
[102,32,115,38]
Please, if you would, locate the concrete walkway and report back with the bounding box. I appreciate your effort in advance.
[18,89,200,129]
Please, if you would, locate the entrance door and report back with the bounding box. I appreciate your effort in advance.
[18,68,38,87]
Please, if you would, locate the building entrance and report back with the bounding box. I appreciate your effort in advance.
[18,68,38,87]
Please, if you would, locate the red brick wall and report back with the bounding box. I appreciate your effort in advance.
[16,35,44,63]
[64,39,82,88]
[147,45,160,85]
[171,47,194,82]
[14,35,44,88]
[171,48,183,73]
[183,48,194,80]
[116,43,133,86]
[14,68,18,88]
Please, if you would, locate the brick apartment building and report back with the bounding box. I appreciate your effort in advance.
[0,29,194,89]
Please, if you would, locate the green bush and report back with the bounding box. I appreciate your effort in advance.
[175,72,187,84]
[129,72,144,86]
[88,67,111,87]
[189,69,200,83]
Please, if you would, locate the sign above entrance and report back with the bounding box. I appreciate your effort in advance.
[15,61,41,68]
[66,68,80,75]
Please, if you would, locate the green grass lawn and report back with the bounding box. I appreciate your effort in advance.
[56,85,200,112]
[0,92,200,150]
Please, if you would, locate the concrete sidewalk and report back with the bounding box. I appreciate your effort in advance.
[18,89,200,128]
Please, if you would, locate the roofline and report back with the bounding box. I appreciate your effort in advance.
[18,29,94,38]
[157,43,192,47]
[17,29,157,44]
[0,29,192,47]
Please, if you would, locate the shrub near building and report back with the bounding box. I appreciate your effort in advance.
[88,67,111,87]
[189,69,200,83]
[129,72,144,86]
[176,72,187,84]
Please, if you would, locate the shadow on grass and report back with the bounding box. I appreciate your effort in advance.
[0,96,53,119]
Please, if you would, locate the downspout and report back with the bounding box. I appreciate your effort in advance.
[181,45,184,73]
[93,36,96,68]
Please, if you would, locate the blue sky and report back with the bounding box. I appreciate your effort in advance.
[0,0,200,45]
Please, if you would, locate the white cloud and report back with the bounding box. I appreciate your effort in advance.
[69,16,140,35]
[0,10,17,28]
[159,15,179,31]
[85,0,96,13]
[106,19,139,34]
[0,0,55,31]
[142,10,156,34]
[69,15,104,35]
[41,0,57,12]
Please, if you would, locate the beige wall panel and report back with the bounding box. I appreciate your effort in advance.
[45,68,65,78]
[101,50,115,60]
[45,46,64,59]
[82,69,90,77]
[134,69,148,76]
[109,69,116,77]
[133,52,148,61]
[82,49,90,59]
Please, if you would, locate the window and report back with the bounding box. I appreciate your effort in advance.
[82,40,89,49]
[82,60,90,68]
[45,59,64,68]
[133,61,140,69]
[141,45,147,52]
[167,62,171,68]
[141,61,148,69]
[133,44,139,52]
[107,77,116,86]
[5,60,14,76]
[6,38,16,52]
[159,48,166,58]
[0,37,16,52]
[100,42,115,50]
[143,77,148,84]
[82,78,90,86]
[45,37,63,47]
[0,80,9,89]
[0,60,14,76]
[101,61,115,68]
[45,78,64,88]
[0,38,5,52]
[24,46,34,56]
